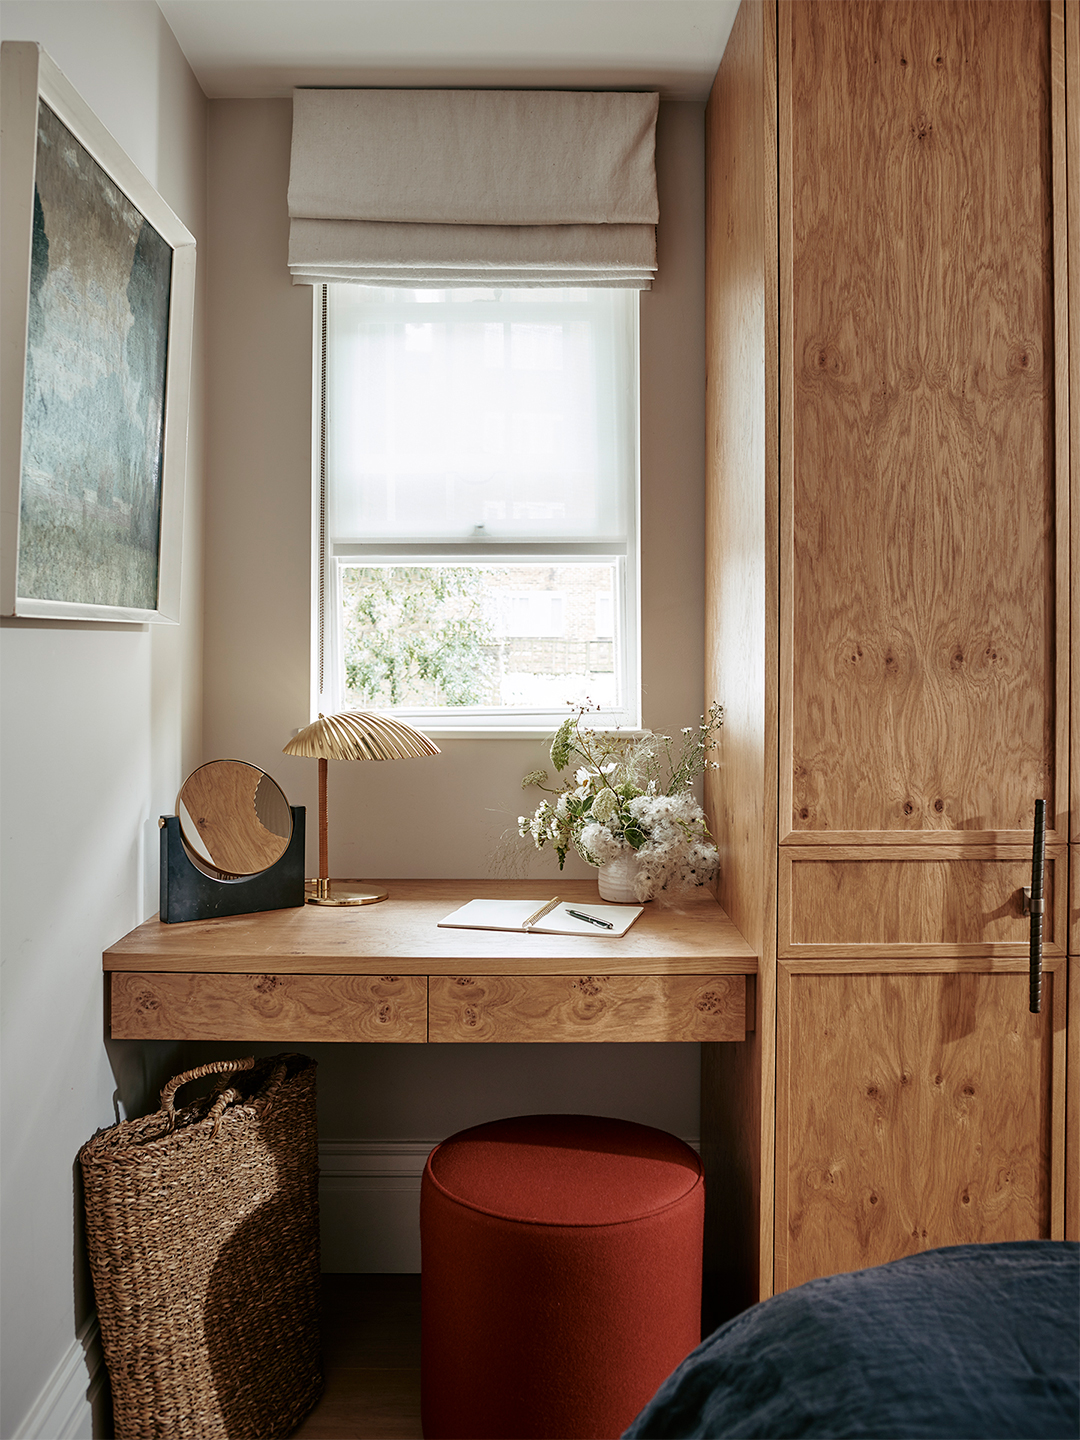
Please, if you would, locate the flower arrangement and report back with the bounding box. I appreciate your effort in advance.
[518,704,723,902]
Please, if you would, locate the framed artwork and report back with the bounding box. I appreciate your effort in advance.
[0,41,195,623]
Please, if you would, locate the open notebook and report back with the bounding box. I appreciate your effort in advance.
[437,897,644,938]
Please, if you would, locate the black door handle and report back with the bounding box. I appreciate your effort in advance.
[1029,798,1045,1015]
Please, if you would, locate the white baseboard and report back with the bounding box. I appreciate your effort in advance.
[13,1313,106,1440]
[319,1139,435,1272]
[316,1135,700,1274]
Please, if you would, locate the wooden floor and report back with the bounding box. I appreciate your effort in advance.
[292,1274,422,1440]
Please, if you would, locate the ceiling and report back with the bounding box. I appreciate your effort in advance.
[155,0,739,101]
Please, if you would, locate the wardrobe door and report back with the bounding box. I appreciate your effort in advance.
[773,0,1072,1290]
[780,0,1067,849]
[775,965,1067,1290]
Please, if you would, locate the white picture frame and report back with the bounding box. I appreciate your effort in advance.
[0,41,195,623]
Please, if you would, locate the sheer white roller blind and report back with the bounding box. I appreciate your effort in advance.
[288,89,659,289]
[326,287,635,543]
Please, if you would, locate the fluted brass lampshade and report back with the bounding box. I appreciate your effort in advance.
[283,710,440,905]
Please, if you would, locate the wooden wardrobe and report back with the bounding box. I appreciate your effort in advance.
[702,0,1077,1317]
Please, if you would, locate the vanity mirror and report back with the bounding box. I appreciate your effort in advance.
[161,761,305,923]
[177,761,292,877]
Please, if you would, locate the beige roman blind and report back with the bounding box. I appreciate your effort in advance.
[287,89,659,288]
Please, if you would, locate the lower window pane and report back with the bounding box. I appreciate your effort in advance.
[341,563,619,710]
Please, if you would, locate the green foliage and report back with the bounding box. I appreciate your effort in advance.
[342,566,496,708]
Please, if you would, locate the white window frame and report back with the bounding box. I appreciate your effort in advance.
[311,285,641,737]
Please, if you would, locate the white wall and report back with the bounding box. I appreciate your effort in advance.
[0,4,207,1434]
[200,96,707,1265]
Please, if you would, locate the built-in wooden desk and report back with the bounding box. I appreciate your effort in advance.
[104,879,757,1045]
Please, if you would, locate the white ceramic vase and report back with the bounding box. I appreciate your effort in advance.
[597,850,643,903]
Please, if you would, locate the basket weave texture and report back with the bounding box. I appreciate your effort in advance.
[79,1053,322,1439]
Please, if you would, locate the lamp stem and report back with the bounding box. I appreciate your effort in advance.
[318,757,329,880]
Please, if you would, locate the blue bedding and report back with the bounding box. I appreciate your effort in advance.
[625,1242,1079,1439]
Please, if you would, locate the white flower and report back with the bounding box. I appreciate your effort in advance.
[575,767,594,786]
[579,823,622,864]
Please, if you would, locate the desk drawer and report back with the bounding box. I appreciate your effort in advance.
[428,974,747,1043]
[110,973,428,1042]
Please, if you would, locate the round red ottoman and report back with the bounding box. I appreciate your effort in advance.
[420,1113,704,1440]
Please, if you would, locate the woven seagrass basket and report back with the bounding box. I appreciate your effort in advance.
[79,1053,322,1440]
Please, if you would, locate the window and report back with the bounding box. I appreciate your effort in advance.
[316,285,639,731]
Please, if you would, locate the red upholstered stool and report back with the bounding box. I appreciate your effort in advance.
[420,1113,704,1440]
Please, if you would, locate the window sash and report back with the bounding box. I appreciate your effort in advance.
[316,286,640,730]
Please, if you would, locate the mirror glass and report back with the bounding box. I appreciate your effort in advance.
[177,761,292,877]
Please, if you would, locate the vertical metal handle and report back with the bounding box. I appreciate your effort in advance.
[1029,799,1045,1015]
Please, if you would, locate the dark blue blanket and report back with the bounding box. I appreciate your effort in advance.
[625,1242,1079,1439]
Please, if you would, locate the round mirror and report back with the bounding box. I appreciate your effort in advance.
[177,761,292,878]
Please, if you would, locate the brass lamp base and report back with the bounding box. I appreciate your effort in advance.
[305,878,388,906]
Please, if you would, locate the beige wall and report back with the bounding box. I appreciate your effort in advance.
[201,98,708,1202]
[205,99,707,875]
[0,5,207,1433]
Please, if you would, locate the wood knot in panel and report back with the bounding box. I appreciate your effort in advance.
[572,978,603,998]
[253,975,279,994]
[1006,344,1038,378]
[695,990,728,1015]
[807,340,844,378]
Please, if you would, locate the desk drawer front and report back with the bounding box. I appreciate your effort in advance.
[110,973,428,1042]
[428,975,747,1043]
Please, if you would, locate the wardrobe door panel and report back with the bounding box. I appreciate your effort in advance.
[779,847,1067,957]
[775,966,1065,1291]
[781,0,1062,842]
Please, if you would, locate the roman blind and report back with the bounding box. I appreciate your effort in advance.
[287,89,659,289]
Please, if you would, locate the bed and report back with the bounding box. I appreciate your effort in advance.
[624,1241,1079,1439]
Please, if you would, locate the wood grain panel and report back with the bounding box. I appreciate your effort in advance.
[428,975,746,1044]
[1051,0,1074,853]
[781,849,1065,954]
[775,968,1063,1290]
[704,0,780,1309]
[705,0,773,959]
[110,972,428,1042]
[1069,0,1080,847]
[784,0,1061,839]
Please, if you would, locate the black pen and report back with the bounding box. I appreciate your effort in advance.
[567,909,613,930]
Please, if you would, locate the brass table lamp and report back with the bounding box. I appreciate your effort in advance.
[283,710,439,905]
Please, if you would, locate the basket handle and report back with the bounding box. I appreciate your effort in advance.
[160,1056,256,1123]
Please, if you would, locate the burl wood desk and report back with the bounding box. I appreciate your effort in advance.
[104,880,757,1045]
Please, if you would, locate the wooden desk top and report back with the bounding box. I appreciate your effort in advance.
[104,878,757,977]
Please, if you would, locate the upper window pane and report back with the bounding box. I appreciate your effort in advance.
[326,287,635,543]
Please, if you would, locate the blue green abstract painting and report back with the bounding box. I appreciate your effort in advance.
[19,101,172,610]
